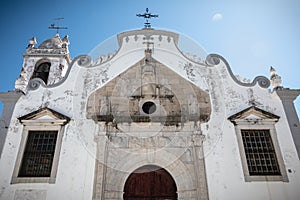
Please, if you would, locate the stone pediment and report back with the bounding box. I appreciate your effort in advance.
[228,106,280,123]
[18,107,70,125]
[87,57,211,126]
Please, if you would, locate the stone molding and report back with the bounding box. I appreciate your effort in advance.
[276,88,300,101]
[228,106,289,182]
[117,28,179,47]
[206,54,270,88]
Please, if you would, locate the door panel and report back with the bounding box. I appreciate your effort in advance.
[124,165,177,200]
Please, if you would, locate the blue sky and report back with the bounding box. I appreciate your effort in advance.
[0,0,299,116]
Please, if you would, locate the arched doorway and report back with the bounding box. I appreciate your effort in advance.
[124,165,177,200]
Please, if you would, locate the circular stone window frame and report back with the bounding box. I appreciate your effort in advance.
[139,99,159,115]
[142,101,157,114]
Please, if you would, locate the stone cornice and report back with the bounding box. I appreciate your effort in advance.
[18,107,70,125]
[117,28,179,47]
[0,91,23,102]
[23,51,69,57]
[276,88,300,101]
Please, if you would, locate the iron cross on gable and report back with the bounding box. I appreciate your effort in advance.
[136,8,158,28]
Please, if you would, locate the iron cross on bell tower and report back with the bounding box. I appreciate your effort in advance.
[136,8,158,28]
[48,17,68,34]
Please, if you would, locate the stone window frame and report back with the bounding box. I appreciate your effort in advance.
[11,108,69,184]
[229,106,288,182]
[240,129,281,176]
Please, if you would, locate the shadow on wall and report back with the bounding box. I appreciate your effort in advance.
[296,98,300,122]
[0,102,3,118]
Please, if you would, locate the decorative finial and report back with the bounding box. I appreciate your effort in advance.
[27,37,37,48]
[270,66,276,74]
[62,35,70,48]
[270,66,282,90]
[48,17,67,34]
[136,8,158,28]
[62,35,70,44]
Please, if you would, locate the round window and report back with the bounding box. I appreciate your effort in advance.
[142,101,156,114]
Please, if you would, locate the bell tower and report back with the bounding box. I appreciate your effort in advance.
[15,33,71,92]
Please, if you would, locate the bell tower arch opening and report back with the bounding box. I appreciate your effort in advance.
[123,165,177,200]
[31,61,51,84]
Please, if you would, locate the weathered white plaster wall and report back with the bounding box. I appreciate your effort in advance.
[0,28,299,200]
[201,59,300,200]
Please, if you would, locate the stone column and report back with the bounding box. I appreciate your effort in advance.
[92,123,109,200]
[192,132,209,200]
[276,88,300,159]
[0,91,23,156]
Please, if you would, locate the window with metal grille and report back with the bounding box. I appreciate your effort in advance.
[241,129,281,176]
[18,131,58,177]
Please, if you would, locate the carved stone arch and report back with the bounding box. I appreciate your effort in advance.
[35,58,52,68]
[101,149,195,199]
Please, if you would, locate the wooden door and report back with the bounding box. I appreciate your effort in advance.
[124,165,177,200]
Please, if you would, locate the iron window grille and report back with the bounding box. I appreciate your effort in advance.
[241,129,281,176]
[18,131,58,177]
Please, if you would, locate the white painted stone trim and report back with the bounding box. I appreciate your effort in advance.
[11,122,66,184]
[234,121,288,182]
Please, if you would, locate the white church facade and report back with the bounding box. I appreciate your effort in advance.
[0,27,300,200]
